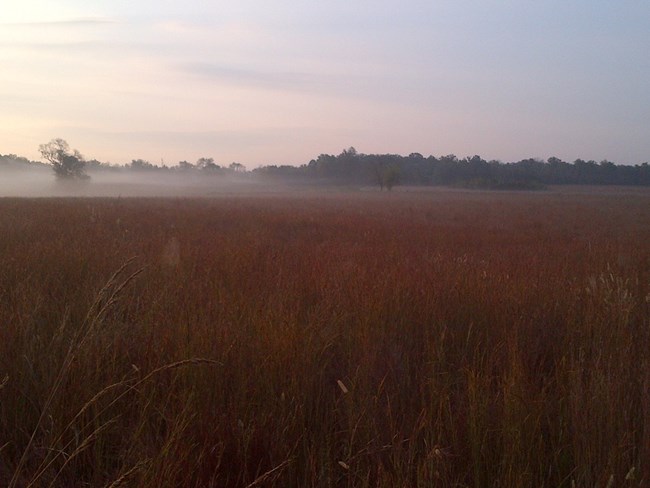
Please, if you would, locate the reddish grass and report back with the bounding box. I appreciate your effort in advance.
[0,189,649,487]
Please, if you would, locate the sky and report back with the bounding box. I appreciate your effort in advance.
[1,1,649,167]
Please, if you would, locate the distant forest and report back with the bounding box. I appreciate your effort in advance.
[2,147,650,189]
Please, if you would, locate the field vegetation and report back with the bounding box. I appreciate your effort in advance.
[1,189,649,487]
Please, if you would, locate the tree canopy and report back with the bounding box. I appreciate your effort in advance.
[38,139,89,180]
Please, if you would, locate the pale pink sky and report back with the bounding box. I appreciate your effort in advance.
[1,1,649,166]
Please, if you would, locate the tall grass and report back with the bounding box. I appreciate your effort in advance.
[1,190,649,486]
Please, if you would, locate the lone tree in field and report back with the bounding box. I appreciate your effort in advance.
[39,138,89,180]
[373,161,400,191]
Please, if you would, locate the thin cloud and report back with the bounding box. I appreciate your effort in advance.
[0,39,161,55]
[91,127,313,145]
[180,62,427,107]
[0,17,117,26]
[182,63,321,91]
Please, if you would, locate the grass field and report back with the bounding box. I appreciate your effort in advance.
[1,189,649,487]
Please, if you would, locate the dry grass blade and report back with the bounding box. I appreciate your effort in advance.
[25,359,221,488]
[103,460,150,488]
[79,258,145,347]
[9,259,143,488]
[129,358,223,389]
[42,418,119,488]
[245,458,293,488]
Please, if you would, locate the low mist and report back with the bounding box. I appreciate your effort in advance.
[0,167,295,198]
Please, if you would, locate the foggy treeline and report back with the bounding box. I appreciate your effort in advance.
[2,148,650,190]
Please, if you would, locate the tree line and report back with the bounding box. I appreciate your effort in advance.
[2,140,650,189]
[253,148,650,188]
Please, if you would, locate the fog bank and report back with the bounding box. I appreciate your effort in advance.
[0,167,286,198]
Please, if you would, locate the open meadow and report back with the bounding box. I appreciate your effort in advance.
[1,188,649,487]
